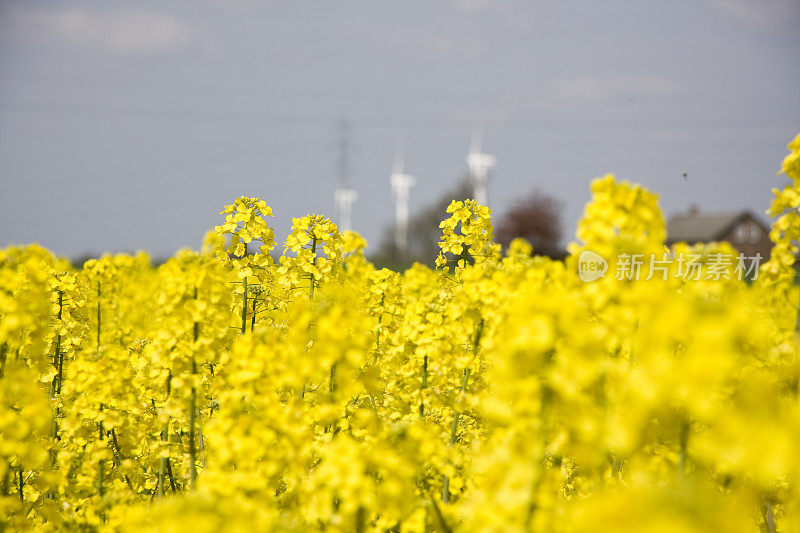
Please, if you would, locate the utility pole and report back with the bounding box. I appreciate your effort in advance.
[389,150,416,255]
[466,129,496,207]
[334,118,357,232]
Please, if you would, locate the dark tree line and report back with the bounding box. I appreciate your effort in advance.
[370,180,564,270]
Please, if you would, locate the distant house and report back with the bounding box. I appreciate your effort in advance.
[666,206,772,258]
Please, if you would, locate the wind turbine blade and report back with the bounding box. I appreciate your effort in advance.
[470,126,483,154]
[392,147,405,175]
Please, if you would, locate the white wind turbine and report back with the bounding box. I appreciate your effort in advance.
[466,130,496,207]
[334,188,357,233]
[389,150,416,254]
[334,118,357,232]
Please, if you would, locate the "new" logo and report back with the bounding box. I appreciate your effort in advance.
[578,250,608,282]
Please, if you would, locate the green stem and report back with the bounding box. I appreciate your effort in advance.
[97,405,105,499]
[794,287,800,342]
[329,363,337,394]
[18,467,23,502]
[188,288,199,490]
[50,290,63,398]
[375,294,385,354]
[428,493,454,533]
[0,342,7,378]
[309,236,318,299]
[96,282,101,349]
[442,368,471,503]
[1,466,9,497]
[165,458,178,493]
[419,354,428,419]
[158,372,169,499]
[442,320,483,503]
[240,279,248,335]
[765,500,776,533]
[97,460,104,498]
[448,370,472,445]
[109,429,137,493]
[197,408,206,468]
[95,284,106,501]
[240,242,248,334]
[56,338,65,395]
[251,295,257,333]
[678,419,690,480]
[188,388,197,486]
[49,290,65,473]
[355,505,366,533]
[158,425,167,499]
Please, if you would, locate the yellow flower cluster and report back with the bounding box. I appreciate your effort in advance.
[1,134,800,532]
[279,214,344,297]
[213,196,275,268]
[763,133,800,289]
[436,199,500,270]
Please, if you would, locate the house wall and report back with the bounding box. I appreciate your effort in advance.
[719,216,772,260]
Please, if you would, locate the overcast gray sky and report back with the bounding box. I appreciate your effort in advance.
[1,0,798,259]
